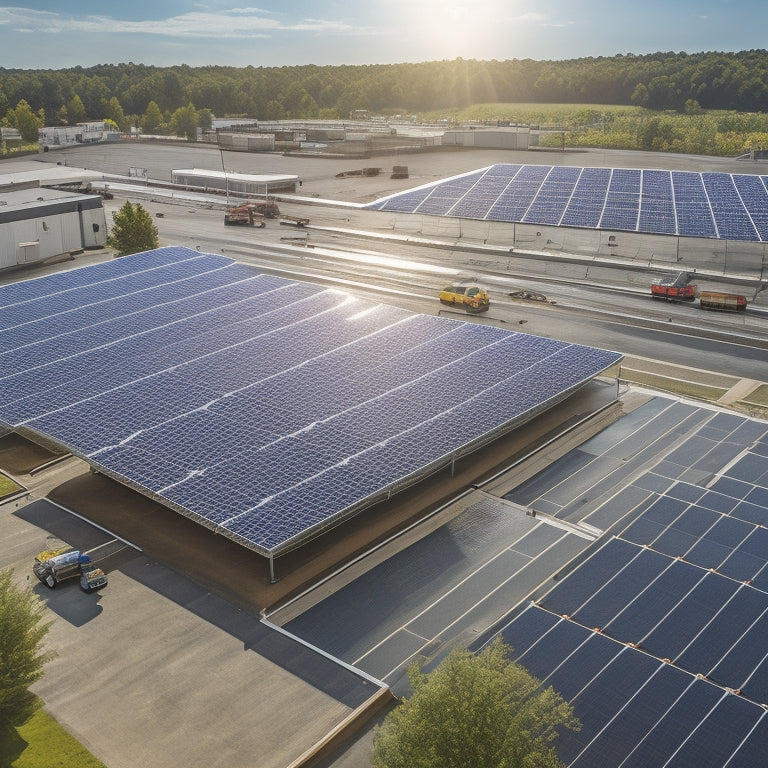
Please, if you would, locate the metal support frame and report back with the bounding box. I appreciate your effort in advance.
[269,553,277,584]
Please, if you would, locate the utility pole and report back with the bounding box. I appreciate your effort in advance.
[219,147,229,208]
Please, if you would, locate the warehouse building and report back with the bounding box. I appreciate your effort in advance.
[0,188,107,270]
[170,168,300,196]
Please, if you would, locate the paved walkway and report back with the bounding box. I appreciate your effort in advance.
[718,377,763,405]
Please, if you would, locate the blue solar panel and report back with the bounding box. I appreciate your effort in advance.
[672,171,718,238]
[1,246,621,556]
[482,398,768,766]
[733,174,768,240]
[537,535,768,704]
[523,166,581,225]
[638,169,677,234]
[496,603,768,767]
[488,165,551,221]
[702,172,759,241]
[0,246,202,307]
[449,167,520,219]
[0,253,232,336]
[367,164,768,242]
[415,171,487,216]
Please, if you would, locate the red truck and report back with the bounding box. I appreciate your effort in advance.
[651,275,696,301]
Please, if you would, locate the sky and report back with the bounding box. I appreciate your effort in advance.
[1,1,767,70]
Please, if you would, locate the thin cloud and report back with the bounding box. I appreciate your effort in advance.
[0,6,362,39]
[509,12,573,29]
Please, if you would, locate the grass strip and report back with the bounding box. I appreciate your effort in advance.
[0,473,24,500]
[1,705,108,768]
[742,384,768,407]
[621,369,727,402]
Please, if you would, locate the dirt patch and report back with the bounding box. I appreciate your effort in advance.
[0,433,67,475]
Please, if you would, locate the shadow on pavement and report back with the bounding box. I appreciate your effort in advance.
[122,556,378,709]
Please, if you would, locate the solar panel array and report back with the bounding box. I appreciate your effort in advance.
[0,246,621,557]
[367,164,768,242]
[491,408,768,766]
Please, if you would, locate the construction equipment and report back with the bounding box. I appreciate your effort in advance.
[508,289,556,304]
[33,548,108,592]
[224,203,266,227]
[439,284,490,313]
[251,200,280,218]
[335,168,382,178]
[279,215,310,227]
[651,273,696,301]
[700,291,747,312]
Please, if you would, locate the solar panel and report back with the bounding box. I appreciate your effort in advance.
[497,604,768,766]
[0,246,622,557]
[482,396,768,766]
[366,164,768,242]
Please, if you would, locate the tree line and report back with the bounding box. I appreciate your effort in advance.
[2,50,768,140]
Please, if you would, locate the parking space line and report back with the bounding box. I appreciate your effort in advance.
[46,499,143,552]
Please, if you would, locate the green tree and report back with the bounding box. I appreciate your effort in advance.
[684,98,704,115]
[170,102,198,141]
[197,107,213,131]
[372,639,579,768]
[107,201,159,257]
[68,94,87,124]
[5,99,44,142]
[55,104,69,125]
[638,115,677,150]
[141,100,163,134]
[264,99,286,120]
[102,96,127,131]
[0,569,53,727]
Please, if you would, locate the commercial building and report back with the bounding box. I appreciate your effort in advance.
[0,188,107,269]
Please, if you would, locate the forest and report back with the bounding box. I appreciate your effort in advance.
[2,50,768,155]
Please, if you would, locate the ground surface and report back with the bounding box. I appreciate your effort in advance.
[2,142,767,768]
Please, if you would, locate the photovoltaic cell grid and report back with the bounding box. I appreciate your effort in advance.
[366,164,768,242]
[0,246,621,556]
[490,407,768,766]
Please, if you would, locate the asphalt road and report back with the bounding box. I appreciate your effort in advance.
[34,139,753,383]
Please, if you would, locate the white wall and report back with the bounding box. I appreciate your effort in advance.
[390,214,768,280]
[0,207,107,270]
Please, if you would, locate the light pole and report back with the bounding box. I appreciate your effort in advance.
[219,147,229,208]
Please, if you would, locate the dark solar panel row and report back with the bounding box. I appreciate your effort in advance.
[488,164,551,222]
[497,604,768,767]
[523,166,581,225]
[622,489,768,590]
[484,399,768,766]
[733,174,768,240]
[415,170,486,216]
[639,169,677,232]
[0,247,201,308]
[702,172,759,241]
[538,538,768,706]
[368,164,768,241]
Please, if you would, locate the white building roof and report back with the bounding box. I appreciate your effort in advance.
[0,160,103,190]
[172,168,299,184]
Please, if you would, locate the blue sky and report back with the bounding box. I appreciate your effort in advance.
[1,1,766,69]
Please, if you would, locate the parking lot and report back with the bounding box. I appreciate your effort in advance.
[1,462,382,768]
